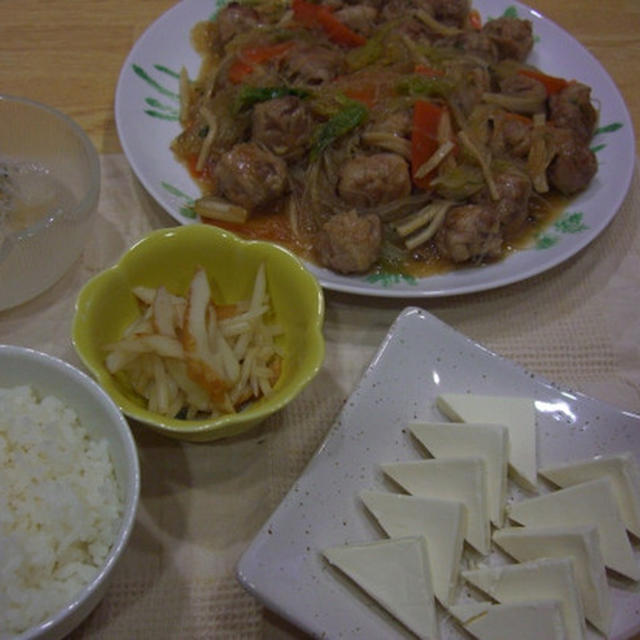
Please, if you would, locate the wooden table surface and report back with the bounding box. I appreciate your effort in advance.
[1,0,639,156]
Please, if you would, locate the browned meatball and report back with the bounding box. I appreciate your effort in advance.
[251,96,313,160]
[214,142,288,210]
[473,171,532,236]
[426,0,471,27]
[435,204,503,263]
[483,17,534,62]
[281,44,344,85]
[337,153,412,209]
[498,74,547,114]
[447,62,491,117]
[367,109,412,139]
[439,31,498,63]
[215,3,261,48]
[490,111,533,159]
[315,209,382,274]
[548,82,598,144]
[547,128,598,196]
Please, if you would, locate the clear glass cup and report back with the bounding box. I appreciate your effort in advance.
[0,95,100,310]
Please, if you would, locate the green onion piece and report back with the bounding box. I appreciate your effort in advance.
[233,86,311,113]
[310,99,368,160]
[345,23,394,71]
[396,75,453,99]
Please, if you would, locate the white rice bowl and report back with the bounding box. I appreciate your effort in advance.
[0,346,139,640]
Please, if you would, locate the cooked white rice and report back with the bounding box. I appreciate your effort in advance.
[0,385,123,637]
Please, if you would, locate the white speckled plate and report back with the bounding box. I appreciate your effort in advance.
[115,0,635,297]
[237,307,640,639]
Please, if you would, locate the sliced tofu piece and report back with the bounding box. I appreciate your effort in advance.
[449,599,567,640]
[462,558,586,640]
[539,452,640,538]
[493,525,611,636]
[323,536,439,640]
[436,393,537,491]
[409,421,509,527]
[360,490,466,605]
[381,457,490,555]
[507,477,640,581]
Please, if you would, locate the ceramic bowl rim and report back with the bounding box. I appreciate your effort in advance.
[0,93,101,242]
[0,344,140,640]
[72,224,325,440]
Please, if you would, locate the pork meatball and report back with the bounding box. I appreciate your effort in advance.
[337,153,412,209]
[426,0,471,27]
[315,209,382,274]
[214,142,288,210]
[483,17,534,62]
[435,204,503,263]
[251,96,313,159]
[490,110,533,159]
[215,3,261,48]
[498,74,547,115]
[473,171,532,236]
[547,128,598,196]
[548,82,598,144]
[439,31,498,63]
[281,44,344,85]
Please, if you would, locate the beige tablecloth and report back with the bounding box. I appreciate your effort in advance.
[1,154,639,638]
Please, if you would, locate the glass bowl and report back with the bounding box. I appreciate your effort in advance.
[0,95,100,310]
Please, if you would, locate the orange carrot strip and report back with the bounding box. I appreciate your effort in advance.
[517,68,570,95]
[411,100,444,190]
[228,41,295,84]
[292,0,366,47]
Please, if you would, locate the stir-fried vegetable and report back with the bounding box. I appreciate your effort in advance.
[517,68,570,95]
[410,100,445,189]
[171,0,600,277]
[228,42,295,84]
[397,74,453,100]
[310,98,368,160]
[292,0,366,47]
[345,23,393,71]
[233,85,311,112]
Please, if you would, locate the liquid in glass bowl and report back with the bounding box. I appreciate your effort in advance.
[0,95,100,311]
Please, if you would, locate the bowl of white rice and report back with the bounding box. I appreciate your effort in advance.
[0,345,140,640]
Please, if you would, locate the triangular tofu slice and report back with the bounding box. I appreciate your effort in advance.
[323,536,439,640]
[462,558,586,640]
[436,393,537,491]
[507,477,640,581]
[493,525,612,636]
[449,599,567,640]
[409,421,509,527]
[539,452,640,538]
[381,457,490,555]
[360,490,466,605]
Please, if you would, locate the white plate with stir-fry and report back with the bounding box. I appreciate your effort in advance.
[115,0,635,297]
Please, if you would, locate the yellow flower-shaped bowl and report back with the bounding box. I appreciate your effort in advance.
[72,225,325,442]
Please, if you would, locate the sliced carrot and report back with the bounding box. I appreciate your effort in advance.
[414,64,445,78]
[342,86,377,108]
[411,100,444,190]
[292,0,366,47]
[517,68,569,95]
[228,41,295,84]
[503,111,533,126]
[468,9,482,30]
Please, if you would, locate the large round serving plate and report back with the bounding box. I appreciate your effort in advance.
[115,0,635,297]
